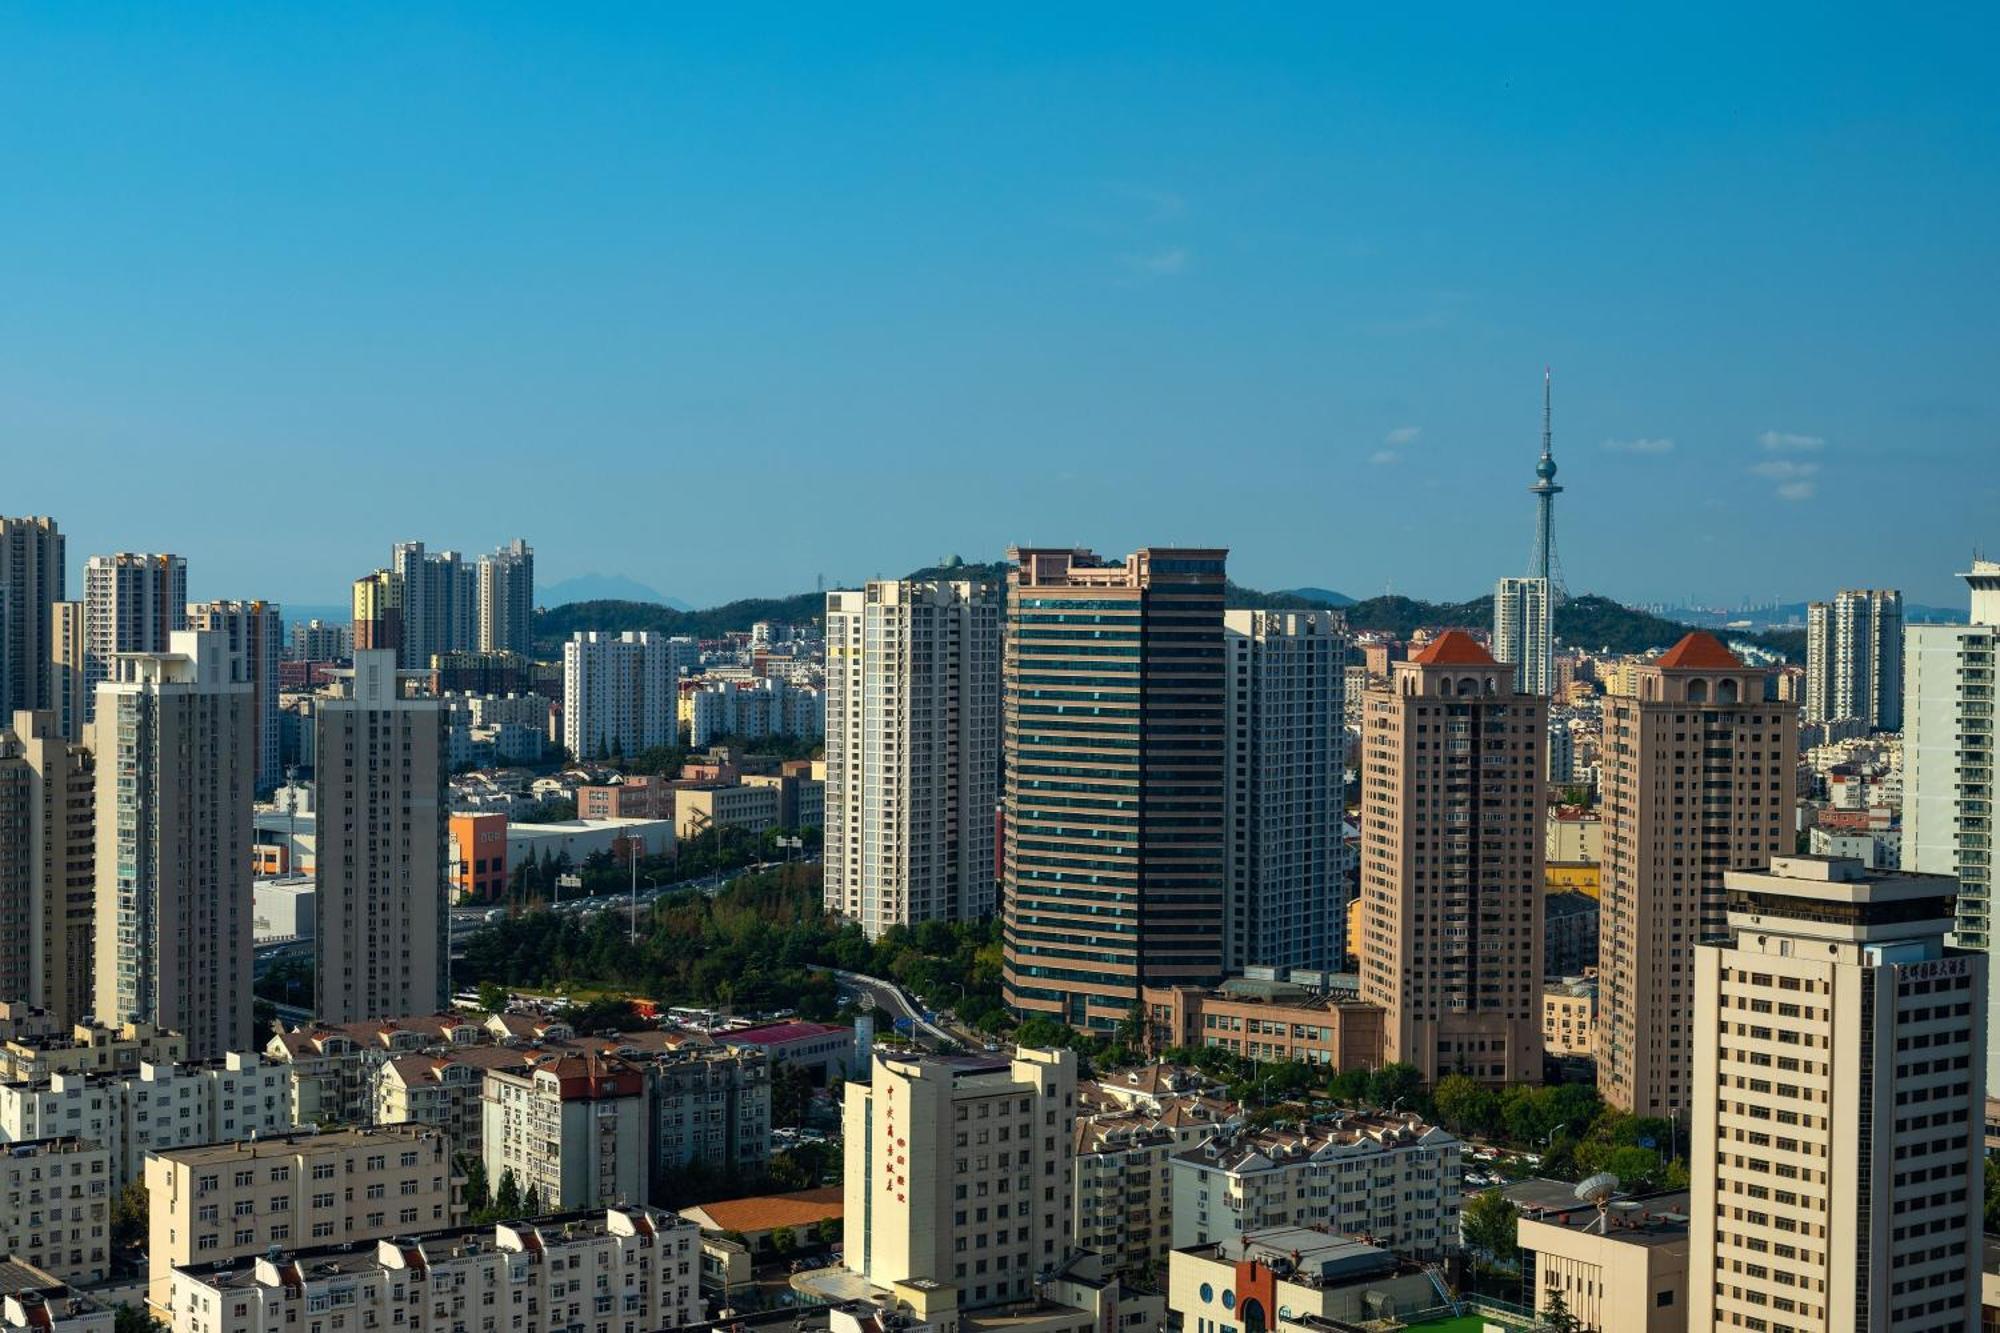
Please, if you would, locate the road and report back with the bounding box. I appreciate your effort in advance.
[822,967,962,1048]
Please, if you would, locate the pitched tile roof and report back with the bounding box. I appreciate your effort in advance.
[1409,629,1497,667]
[1655,631,1741,669]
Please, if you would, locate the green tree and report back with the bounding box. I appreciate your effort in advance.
[1433,1074,1497,1137]
[769,1226,797,1256]
[110,1180,149,1249]
[523,1185,544,1217]
[114,1306,161,1333]
[1541,1285,1581,1333]
[812,1217,840,1247]
[1369,1062,1425,1111]
[771,1061,813,1129]
[1987,1159,2000,1234]
[1462,1190,1520,1263]
[476,981,510,1015]
[494,1168,522,1217]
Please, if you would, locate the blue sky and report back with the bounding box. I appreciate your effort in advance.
[2,5,1996,612]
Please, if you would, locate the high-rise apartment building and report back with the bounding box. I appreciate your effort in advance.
[824,580,1001,939]
[81,553,186,725]
[1689,855,1983,1333]
[92,630,254,1061]
[476,539,534,657]
[1222,608,1350,973]
[0,711,95,1023]
[286,618,351,662]
[1356,631,1545,1084]
[48,602,85,742]
[187,599,282,793]
[1902,557,2000,1091]
[0,517,63,719]
[480,1053,648,1210]
[351,569,402,655]
[1001,547,1228,1032]
[561,631,685,759]
[1492,575,1553,698]
[1805,588,1903,730]
[842,1048,1077,1309]
[1597,632,1797,1117]
[314,650,446,1025]
[390,541,477,672]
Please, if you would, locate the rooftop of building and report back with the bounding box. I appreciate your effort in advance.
[1408,630,1496,667]
[154,1123,448,1164]
[1654,631,1741,669]
[1515,1188,1692,1249]
[1174,1113,1455,1170]
[680,1187,844,1235]
[722,1021,850,1045]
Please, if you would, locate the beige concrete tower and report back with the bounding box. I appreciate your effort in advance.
[1357,630,1545,1084]
[93,630,253,1060]
[1689,856,1983,1333]
[48,602,85,742]
[314,650,447,1024]
[0,711,94,1022]
[824,580,1000,938]
[188,599,283,793]
[1598,632,1797,1117]
[81,552,186,726]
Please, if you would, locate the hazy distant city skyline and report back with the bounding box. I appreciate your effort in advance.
[3,9,1995,609]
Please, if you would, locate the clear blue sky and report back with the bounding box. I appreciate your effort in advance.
[3,5,1995,612]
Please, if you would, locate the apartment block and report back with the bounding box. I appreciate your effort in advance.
[390,541,478,673]
[561,632,686,759]
[287,619,351,663]
[1805,588,1903,730]
[1689,856,1984,1333]
[0,1019,184,1083]
[1140,977,1385,1070]
[93,630,255,1060]
[315,651,448,1025]
[576,776,674,821]
[1072,1113,1176,1273]
[167,1208,700,1333]
[1493,574,1553,698]
[0,1051,293,1187]
[265,1014,490,1127]
[824,580,1001,938]
[351,570,403,656]
[1903,557,2000,1093]
[81,552,186,725]
[49,602,85,742]
[1356,631,1546,1084]
[0,517,63,719]
[187,600,283,793]
[646,1047,771,1193]
[0,1137,110,1283]
[841,1048,1077,1309]
[375,1054,487,1155]
[476,540,534,658]
[0,711,95,1024]
[146,1125,463,1317]
[0,1260,110,1333]
[1222,608,1350,973]
[1168,1230,1447,1333]
[1167,1116,1461,1257]
[1597,632,1797,1117]
[1002,547,1229,1031]
[674,782,780,839]
[480,1054,647,1211]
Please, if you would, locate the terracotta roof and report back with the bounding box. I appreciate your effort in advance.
[1409,630,1497,667]
[680,1186,844,1235]
[1656,631,1740,669]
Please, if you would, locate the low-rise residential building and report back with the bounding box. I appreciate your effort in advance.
[0,1138,112,1283]
[1140,978,1386,1069]
[1542,979,1596,1059]
[1518,1190,1691,1333]
[1167,1230,1446,1333]
[167,1207,700,1333]
[646,1047,770,1190]
[0,1052,294,1187]
[375,1055,487,1154]
[481,1054,647,1211]
[1073,1113,1176,1273]
[146,1124,463,1317]
[0,1021,186,1083]
[1167,1115,1461,1257]
[576,777,675,821]
[266,1015,486,1125]
[0,1260,112,1333]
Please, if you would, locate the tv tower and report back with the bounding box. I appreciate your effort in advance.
[1529,367,1567,602]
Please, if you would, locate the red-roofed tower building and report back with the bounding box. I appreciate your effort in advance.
[1358,631,1546,1084]
[1598,632,1798,1116]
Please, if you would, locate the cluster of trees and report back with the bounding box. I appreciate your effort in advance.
[1433,1074,1689,1192]
[491,823,823,917]
[460,1158,548,1222]
[460,864,990,1027]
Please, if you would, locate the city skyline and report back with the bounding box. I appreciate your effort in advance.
[1,9,1994,609]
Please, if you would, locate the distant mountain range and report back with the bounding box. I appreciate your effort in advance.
[530,561,1808,661]
[541,574,693,610]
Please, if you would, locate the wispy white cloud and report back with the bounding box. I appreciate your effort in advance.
[1369,449,1401,466]
[1759,430,1825,452]
[1384,425,1422,447]
[1602,436,1675,455]
[1104,182,1186,224]
[1751,457,1820,501]
[1119,246,1189,278]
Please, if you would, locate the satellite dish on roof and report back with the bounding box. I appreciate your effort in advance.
[1575,1172,1620,1231]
